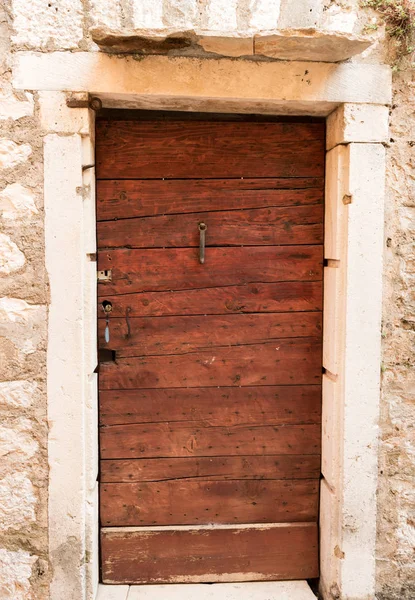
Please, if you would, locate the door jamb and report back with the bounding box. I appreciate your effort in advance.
[19,55,390,600]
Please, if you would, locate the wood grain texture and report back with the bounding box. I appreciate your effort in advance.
[96,178,323,221]
[99,337,322,390]
[100,422,321,459]
[100,479,319,526]
[100,455,321,483]
[97,117,324,583]
[98,281,323,318]
[96,120,325,179]
[98,246,323,295]
[100,523,319,583]
[97,205,323,249]
[99,385,322,426]
[98,312,322,357]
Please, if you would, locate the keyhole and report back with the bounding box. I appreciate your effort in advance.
[102,300,112,313]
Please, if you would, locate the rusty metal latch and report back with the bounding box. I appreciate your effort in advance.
[199,222,207,264]
[102,301,112,343]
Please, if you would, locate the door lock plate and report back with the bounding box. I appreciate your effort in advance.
[97,269,112,282]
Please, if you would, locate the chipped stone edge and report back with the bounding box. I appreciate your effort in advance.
[89,25,374,61]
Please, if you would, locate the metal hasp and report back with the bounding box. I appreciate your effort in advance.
[198,222,207,264]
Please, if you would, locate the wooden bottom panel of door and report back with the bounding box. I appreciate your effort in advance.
[101,524,319,584]
[96,114,324,584]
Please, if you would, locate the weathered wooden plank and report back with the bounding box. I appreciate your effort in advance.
[96,120,325,179]
[96,117,324,583]
[99,385,321,426]
[100,523,319,583]
[97,205,324,249]
[99,338,322,390]
[98,312,322,357]
[100,455,322,483]
[97,246,323,295]
[100,422,321,459]
[98,281,323,318]
[96,179,324,221]
[100,479,319,526]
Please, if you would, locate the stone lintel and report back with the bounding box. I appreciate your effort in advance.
[13,52,392,117]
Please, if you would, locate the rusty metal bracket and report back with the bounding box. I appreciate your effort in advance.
[90,97,103,111]
[66,92,102,111]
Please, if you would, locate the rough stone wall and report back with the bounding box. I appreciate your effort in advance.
[0,3,49,599]
[0,1,414,599]
[377,66,415,600]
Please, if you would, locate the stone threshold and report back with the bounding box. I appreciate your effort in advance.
[90,26,372,62]
[96,581,317,600]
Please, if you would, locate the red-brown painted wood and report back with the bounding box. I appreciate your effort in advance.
[98,245,323,295]
[100,479,319,526]
[100,422,321,459]
[99,337,322,390]
[98,312,322,357]
[98,281,323,318]
[99,385,321,426]
[97,205,323,249]
[100,523,319,583]
[96,120,325,179]
[100,455,321,483]
[96,178,323,221]
[97,117,324,583]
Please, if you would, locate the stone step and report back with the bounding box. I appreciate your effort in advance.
[97,581,316,600]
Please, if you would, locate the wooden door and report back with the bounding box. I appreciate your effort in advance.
[96,115,324,585]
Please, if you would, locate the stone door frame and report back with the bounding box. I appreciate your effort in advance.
[12,52,391,600]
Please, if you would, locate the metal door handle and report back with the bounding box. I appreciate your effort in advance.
[199,222,207,264]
